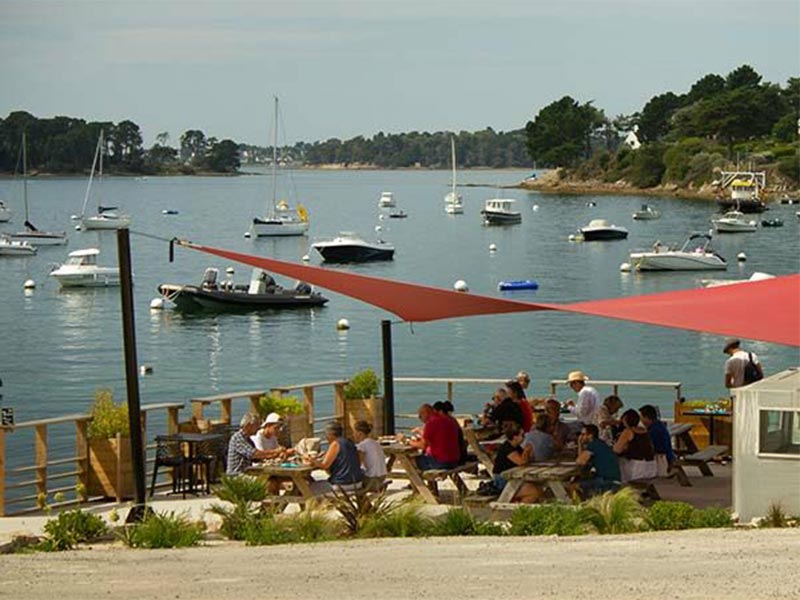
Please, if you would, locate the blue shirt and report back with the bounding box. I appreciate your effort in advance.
[329,437,364,485]
[647,420,675,463]
[523,429,555,462]
[587,438,621,482]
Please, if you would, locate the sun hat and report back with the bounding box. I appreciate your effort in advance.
[567,370,589,383]
[261,412,282,427]
[723,338,740,353]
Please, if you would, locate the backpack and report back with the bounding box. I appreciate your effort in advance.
[743,352,763,384]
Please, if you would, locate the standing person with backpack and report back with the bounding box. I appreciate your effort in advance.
[723,338,764,389]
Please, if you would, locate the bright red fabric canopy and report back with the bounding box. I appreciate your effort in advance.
[180,242,800,347]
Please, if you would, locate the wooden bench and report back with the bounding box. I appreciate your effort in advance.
[668,422,699,455]
[672,445,728,486]
[421,462,479,500]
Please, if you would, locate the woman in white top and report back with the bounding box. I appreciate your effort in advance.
[353,420,387,491]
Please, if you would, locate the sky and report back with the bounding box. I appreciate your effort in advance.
[1,0,798,147]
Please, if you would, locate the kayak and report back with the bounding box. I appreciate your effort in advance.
[498,280,539,291]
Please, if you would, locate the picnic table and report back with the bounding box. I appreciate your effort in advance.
[496,463,580,503]
[382,443,477,504]
[462,425,501,471]
[246,462,318,507]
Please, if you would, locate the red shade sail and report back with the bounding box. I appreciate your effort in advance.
[179,241,800,347]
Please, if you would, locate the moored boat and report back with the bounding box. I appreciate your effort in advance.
[312,232,395,263]
[79,130,131,231]
[50,248,120,288]
[629,233,727,271]
[481,199,521,225]
[632,204,660,220]
[378,192,396,208]
[717,173,767,213]
[0,235,36,257]
[712,210,757,233]
[0,200,11,223]
[579,219,628,240]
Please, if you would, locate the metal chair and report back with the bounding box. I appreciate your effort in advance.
[150,435,189,498]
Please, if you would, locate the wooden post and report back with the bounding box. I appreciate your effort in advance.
[303,386,314,437]
[192,401,205,421]
[75,419,89,502]
[0,427,5,516]
[35,424,47,504]
[334,382,345,422]
[167,407,180,434]
[613,384,619,397]
[549,382,557,396]
[676,384,682,402]
[221,398,232,424]
[447,381,453,402]
[248,393,261,415]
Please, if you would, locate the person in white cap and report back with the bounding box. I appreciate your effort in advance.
[564,370,600,433]
[723,338,763,389]
[251,412,294,458]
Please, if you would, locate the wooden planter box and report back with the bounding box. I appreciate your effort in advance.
[343,396,384,438]
[88,434,134,501]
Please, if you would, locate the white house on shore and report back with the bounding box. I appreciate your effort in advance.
[733,368,800,522]
[623,127,642,150]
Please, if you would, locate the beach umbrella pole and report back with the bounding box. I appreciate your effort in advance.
[381,320,395,435]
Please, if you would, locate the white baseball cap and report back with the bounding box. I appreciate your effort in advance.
[261,412,282,427]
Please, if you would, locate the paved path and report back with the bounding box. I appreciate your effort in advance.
[1,529,798,599]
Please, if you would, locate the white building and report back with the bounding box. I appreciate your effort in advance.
[623,129,641,150]
[733,368,800,522]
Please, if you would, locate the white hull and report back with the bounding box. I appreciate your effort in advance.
[712,221,757,233]
[379,200,396,208]
[81,214,131,230]
[632,211,660,220]
[252,219,308,237]
[10,231,68,246]
[0,239,36,256]
[630,252,727,271]
[51,268,121,288]
[0,209,11,223]
[445,202,464,215]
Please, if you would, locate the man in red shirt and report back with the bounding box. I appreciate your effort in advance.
[408,403,461,470]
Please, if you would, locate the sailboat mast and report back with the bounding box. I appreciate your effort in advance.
[80,131,103,219]
[271,96,278,216]
[451,136,456,197]
[22,132,29,223]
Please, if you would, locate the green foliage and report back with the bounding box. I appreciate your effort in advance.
[645,501,696,531]
[329,488,393,535]
[209,475,268,540]
[772,114,798,143]
[257,392,304,417]
[432,507,505,536]
[760,502,789,528]
[525,96,606,167]
[726,64,762,90]
[638,92,683,142]
[39,509,108,551]
[358,502,431,538]
[343,368,380,400]
[629,144,666,188]
[119,511,205,549]
[777,156,799,184]
[87,389,129,440]
[691,507,733,529]
[242,514,297,545]
[205,139,241,173]
[242,511,338,545]
[582,487,643,534]
[508,504,588,537]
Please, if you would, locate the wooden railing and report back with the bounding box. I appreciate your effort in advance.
[548,379,683,402]
[0,402,183,517]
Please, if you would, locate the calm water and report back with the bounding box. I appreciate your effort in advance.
[1,169,799,461]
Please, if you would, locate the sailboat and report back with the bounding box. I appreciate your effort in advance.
[251,97,309,237]
[444,136,463,214]
[9,132,68,246]
[79,130,131,230]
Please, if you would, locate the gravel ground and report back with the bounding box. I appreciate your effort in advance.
[1,529,798,600]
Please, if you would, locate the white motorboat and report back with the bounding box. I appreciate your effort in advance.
[629,233,727,271]
[579,219,628,240]
[251,97,309,237]
[0,200,11,223]
[312,232,395,263]
[632,204,660,220]
[712,210,757,233]
[444,137,463,215]
[50,248,120,288]
[481,198,521,225]
[0,235,36,257]
[9,132,68,246]
[700,272,774,288]
[79,130,132,231]
[378,191,396,208]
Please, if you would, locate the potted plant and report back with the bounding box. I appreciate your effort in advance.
[87,389,134,501]
[257,391,307,445]
[342,368,383,437]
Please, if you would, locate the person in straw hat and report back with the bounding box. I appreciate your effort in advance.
[564,370,600,434]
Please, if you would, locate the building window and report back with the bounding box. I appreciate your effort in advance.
[759,410,800,456]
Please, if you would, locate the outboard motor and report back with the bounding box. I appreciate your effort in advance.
[201,268,219,289]
[294,282,312,295]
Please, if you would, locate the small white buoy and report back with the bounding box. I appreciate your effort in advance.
[74,224,81,231]
[737,252,747,262]
[378,214,386,221]
[150,298,165,310]
[244,231,251,238]
[23,279,36,289]
[375,225,383,233]
[619,263,632,272]
[453,279,469,293]
[489,243,497,252]
[568,234,578,242]
[302,254,310,262]
[70,214,79,221]
[533,205,539,211]
[336,318,350,331]
[226,267,235,275]
[139,365,153,375]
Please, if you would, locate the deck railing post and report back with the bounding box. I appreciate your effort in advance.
[35,424,47,505]
[302,386,315,437]
[334,382,345,422]
[192,401,205,422]
[447,381,453,402]
[221,398,232,424]
[75,419,89,502]
[550,382,557,396]
[167,407,179,434]
[248,393,261,415]
[0,427,6,516]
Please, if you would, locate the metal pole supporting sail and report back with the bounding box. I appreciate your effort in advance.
[116,228,148,522]
[381,319,395,435]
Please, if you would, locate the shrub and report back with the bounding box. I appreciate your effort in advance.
[692,506,733,529]
[329,488,393,535]
[39,509,108,551]
[257,392,304,417]
[344,369,380,400]
[759,502,788,528]
[629,144,666,188]
[432,507,505,537]
[120,511,204,549]
[582,487,643,534]
[87,389,129,440]
[242,511,338,546]
[242,514,297,546]
[285,511,339,542]
[645,501,696,531]
[359,502,431,538]
[508,504,588,537]
[208,475,268,540]
[776,156,799,184]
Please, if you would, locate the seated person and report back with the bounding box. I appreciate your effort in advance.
[574,424,621,497]
[407,403,461,471]
[226,413,289,475]
[250,412,295,457]
[639,405,675,477]
[506,380,534,432]
[483,388,523,430]
[353,420,387,491]
[522,413,555,462]
[613,409,657,482]
[516,370,531,399]
[492,423,539,502]
[437,400,469,464]
[544,398,572,451]
[596,395,623,444]
[305,422,363,494]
